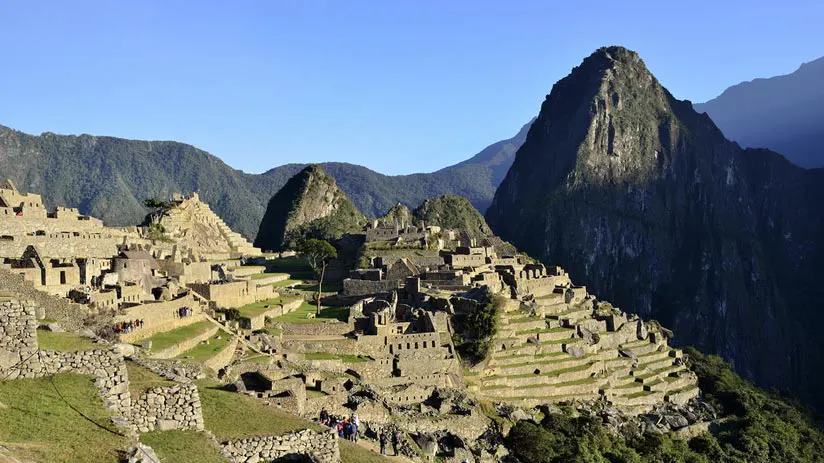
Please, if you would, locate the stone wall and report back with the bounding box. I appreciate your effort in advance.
[343,278,402,297]
[202,336,238,372]
[222,429,339,463]
[116,294,201,342]
[0,298,38,372]
[0,268,88,330]
[130,383,204,433]
[280,320,352,337]
[151,324,218,359]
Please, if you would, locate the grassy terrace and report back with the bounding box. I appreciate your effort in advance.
[623,390,657,399]
[515,327,572,335]
[495,352,566,361]
[126,361,174,393]
[266,257,315,279]
[0,373,130,463]
[517,376,598,389]
[269,278,303,288]
[237,296,303,318]
[36,329,98,351]
[272,301,349,324]
[499,354,590,370]
[140,430,226,463]
[304,352,371,363]
[636,365,680,380]
[196,380,322,440]
[178,333,233,363]
[541,337,578,345]
[249,271,289,280]
[147,320,214,352]
[506,316,541,324]
[293,282,344,293]
[340,439,395,463]
[486,362,593,380]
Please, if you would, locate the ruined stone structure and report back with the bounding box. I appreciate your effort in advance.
[222,429,340,463]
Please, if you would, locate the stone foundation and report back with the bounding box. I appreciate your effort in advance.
[222,429,340,463]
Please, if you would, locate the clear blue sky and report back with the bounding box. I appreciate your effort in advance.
[1,1,821,175]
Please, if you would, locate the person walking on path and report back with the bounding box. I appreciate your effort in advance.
[379,433,387,455]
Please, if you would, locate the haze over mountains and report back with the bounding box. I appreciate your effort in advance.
[694,55,824,168]
[0,120,531,241]
[487,46,824,409]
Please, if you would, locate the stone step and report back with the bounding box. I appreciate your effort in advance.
[489,351,566,366]
[491,356,594,377]
[636,364,685,384]
[482,377,602,398]
[512,327,575,344]
[492,357,593,378]
[636,349,674,364]
[638,356,675,372]
[502,318,547,331]
[609,390,664,407]
[621,340,661,356]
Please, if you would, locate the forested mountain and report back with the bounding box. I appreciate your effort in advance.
[487,46,824,410]
[0,121,530,240]
[694,55,824,168]
[254,165,364,251]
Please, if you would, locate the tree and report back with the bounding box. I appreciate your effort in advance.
[295,238,337,314]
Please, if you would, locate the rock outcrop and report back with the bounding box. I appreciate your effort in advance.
[486,46,824,409]
[254,165,364,251]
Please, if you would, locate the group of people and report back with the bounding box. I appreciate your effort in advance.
[112,319,144,334]
[318,408,400,456]
[175,306,193,318]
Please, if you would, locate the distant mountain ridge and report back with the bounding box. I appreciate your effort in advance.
[694,55,824,168]
[0,120,531,240]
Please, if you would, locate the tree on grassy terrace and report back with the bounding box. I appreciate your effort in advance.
[295,238,337,314]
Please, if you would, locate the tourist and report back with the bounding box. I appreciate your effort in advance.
[351,421,358,442]
[336,421,343,438]
[319,407,329,425]
[379,433,387,455]
[391,431,399,456]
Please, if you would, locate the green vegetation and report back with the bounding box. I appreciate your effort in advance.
[140,430,227,463]
[295,237,338,314]
[304,352,371,363]
[294,282,344,293]
[125,360,174,393]
[178,333,233,363]
[0,373,129,463]
[272,301,349,324]
[339,439,395,463]
[412,194,493,241]
[506,348,824,463]
[196,380,321,440]
[36,329,98,351]
[147,321,214,352]
[237,296,302,318]
[452,296,503,362]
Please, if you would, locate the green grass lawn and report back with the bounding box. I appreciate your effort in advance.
[140,430,227,463]
[125,361,174,394]
[267,258,315,279]
[293,282,344,293]
[269,278,304,288]
[0,373,130,463]
[304,352,371,363]
[196,380,322,440]
[272,301,349,324]
[249,272,289,280]
[339,440,395,463]
[237,296,303,318]
[178,333,234,363]
[36,329,98,351]
[147,321,214,352]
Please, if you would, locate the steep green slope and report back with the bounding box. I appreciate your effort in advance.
[487,46,824,410]
[412,195,493,241]
[254,165,364,251]
[0,122,531,241]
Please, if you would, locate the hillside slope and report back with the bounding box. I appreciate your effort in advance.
[694,55,824,168]
[486,46,824,409]
[0,121,531,240]
[254,165,364,251]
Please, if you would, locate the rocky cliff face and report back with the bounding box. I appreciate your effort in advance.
[254,165,364,251]
[486,46,824,408]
